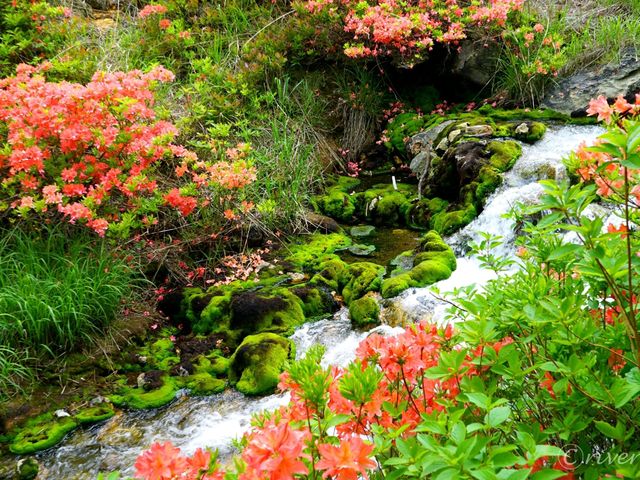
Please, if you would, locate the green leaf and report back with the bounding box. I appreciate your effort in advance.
[546,243,581,261]
[594,420,625,442]
[486,406,511,428]
[533,445,565,459]
[531,470,569,480]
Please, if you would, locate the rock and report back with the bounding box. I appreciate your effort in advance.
[304,211,342,233]
[543,48,640,115]
[464,124,493,137]
[349,294,380,328]
[54,409,71,418]
[448,129,462,143]
[406,120,456,156]
[288,272,306,283]
[515,123,529,135]
[89,395,109,406]
[409,151,431,176]
[110,376,178,410]
[381,231,456,298]
[342,262,386,304]
[229,333,294,396]
[347,244,376,257]
[74,405,115,425]
[451,38,501,88]
[350,225,376,237]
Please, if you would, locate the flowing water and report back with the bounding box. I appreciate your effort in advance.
[28,125,603,479]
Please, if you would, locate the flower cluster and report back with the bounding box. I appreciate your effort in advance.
[303,0,524,59]
[133,321,574,479]
[0,64,255,236]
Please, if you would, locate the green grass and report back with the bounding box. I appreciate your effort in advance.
[0,227,134,395]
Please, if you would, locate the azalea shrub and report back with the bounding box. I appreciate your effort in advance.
[0,0,73,76]
[0,63,256,237]
[299,0,524,61]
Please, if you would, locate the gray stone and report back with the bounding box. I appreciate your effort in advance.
[448,129,462,144]
[515,123,529,135]
[304,211,342,233]
[464,124,493,137]
[406,120,456,156]
[543,48,640,115]
[347,244,376,257]
[409,151,430,175]
[350,225,376,237]
[450,39,501,87]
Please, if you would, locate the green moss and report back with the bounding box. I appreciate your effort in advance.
[194,291,232,336]
[194,354,230,376]
[229,333,295,396]
[430,204,477,235]
[310,256,349,291]
[183,373,226,396]
[384,112,428,153]
[74,405,115,425]
[487,140,522,171]
[230,288,306,337]
[410,260,452,285]
[286,233,352,270]
[112,376,178,410]
[315,189,356,222]
[349,294,380,328]
[10,417,78,454]
[342,262,386,304]
[17,457,39,479]
[381,231,456,298]
[381,274,413,298]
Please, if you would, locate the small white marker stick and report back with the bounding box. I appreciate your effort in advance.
[392,175,397,190]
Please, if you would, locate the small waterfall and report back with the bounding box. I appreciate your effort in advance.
[35,124,604,479]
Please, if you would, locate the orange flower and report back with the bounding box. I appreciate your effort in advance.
[223,209,236,220]
[134,441,189,480]
[586,95,613,123]
[316,436,376,480]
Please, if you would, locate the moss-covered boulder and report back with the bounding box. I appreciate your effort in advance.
[9,417,78,454]
[286,233,352,270]
[381,231,456,298]
[74,405,115,425]
[312,176,360,223]
[229,333,294,396]
[349,294,380,329]
[110,376,178,410]
[182,373,226,396]
[342,262,386,304]
[229,288,306,337]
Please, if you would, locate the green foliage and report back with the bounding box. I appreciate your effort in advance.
[0,227,134,398]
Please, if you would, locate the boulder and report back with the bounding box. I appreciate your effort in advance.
[229,333,294,396]
[543,48,640,115]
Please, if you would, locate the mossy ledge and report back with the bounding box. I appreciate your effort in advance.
[381,231,457,298]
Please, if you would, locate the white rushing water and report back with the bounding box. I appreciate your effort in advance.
[35,124,603,479]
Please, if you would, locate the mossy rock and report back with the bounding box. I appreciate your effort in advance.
[342,262,386,304]
[349,294,380,329]
[111,376,178,410]
[194,353,230,376]
[487,140,522,171]
[429,204,477,235]
[381,231,456,298]
[17,457,39,479]
[229,333,295,396]
[193,290,233,336]
[314,189,356,222]
[290,285,336,318]
[286,233,352,270]
[230,288,305,336]
[182,373,226,396]
[74,405,115,425]
[310,256,349,291]
[10,417,78,454]
[354,183,416,226]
